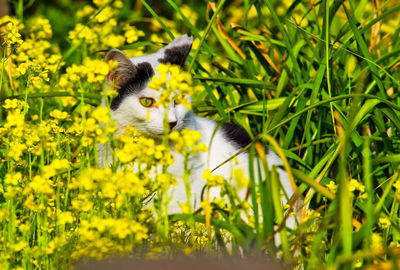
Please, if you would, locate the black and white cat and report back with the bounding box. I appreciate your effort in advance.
[102,34,294,216]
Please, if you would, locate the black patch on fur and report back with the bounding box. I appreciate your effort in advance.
[221,123,252,149]
[111,62,154,110]
[158,44,192,67]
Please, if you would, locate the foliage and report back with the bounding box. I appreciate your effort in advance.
[1,0,400,269]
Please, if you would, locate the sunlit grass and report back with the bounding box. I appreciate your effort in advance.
[0,0,400,269]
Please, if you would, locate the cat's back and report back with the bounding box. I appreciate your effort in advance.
[193,116,285,176]
[192,117,251,178]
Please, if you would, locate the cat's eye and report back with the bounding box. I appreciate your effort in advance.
[139,97,155,107]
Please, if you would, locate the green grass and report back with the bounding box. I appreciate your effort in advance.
[1,0,400,269]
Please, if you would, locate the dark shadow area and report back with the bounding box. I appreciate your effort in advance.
[75,256,289,270]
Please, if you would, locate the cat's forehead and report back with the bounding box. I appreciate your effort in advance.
[129,53,161,71]
[128,53,173,85]
[137,86,160,97]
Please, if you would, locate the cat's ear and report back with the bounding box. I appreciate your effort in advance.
[105,49,136,87]
[157,34,193,67]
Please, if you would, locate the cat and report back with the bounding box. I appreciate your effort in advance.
[101,34,295,221]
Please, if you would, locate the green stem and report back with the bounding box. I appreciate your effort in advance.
[187,0,227,72]
[183,152,192,212]
[325,0,336,134]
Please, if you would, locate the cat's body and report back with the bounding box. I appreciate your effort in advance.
[101,35,294,215]
[159,115,290,212]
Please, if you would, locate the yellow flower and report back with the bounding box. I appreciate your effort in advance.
[180,5,198,25]
[77,5,95,18]
[124,25,145,43]
[148,63,194,109]
[182,129,202,148]
[150,34,163,43]
[169,129,207,154]
[3,99,26,110]
[326,181,338,194]
[0,209,10,222]
[371,233,384,251]
[94,0,110,7]
[50,109,68,120]
[113,0,123,8]
[68,23,97,45]
[5,108,25,128]
[4,172,23,186]
[112,220,131,239]
[29,175,54,196]
[79,168,99,190]
[115,170,146,196]
[81,135,93,147]
[7,140,27,161]
[1,21,23,46]
[58,211,74,225]
[169,130,180,141]
[179,202,192,214]
[157,173,177,189]
[24,195,38,211]
[104,34,125,48]
[92,106,110,123]
[192,142,208,152]
[378,217,391,229]
[202,169,225,187]
[18,223,30,233]
[71,194,93,212]
[102,182,117,199]
[50,159,69,170]
[94,6,114,23]
[116,142,138,163]
[30,17,52,40]
[233,168,249,189]
[349,179,361,192]
[348,179,366,199]
[11,241,27,252]
[130,221,148,241]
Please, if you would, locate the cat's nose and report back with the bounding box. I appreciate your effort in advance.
[169,121,177,131]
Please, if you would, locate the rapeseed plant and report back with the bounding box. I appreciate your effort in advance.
[0,16,23,47]
[0,12,159,267]
[148,63,199,110]
[1,0,400,269]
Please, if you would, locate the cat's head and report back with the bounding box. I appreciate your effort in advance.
[105,34,193,138]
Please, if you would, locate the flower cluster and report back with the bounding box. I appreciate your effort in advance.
[69,0,144,51]
[202,169,225,187]
[115,126,174,168]
[77,167,148,199]
[169,129,208,154]
[0,97,155,268]
[348,179,367,200]
[29,17,52,40]
[326,180,338,194]
[59,58,118,94]
[0,99,42,162]
[66,105,117,147]
[0,7,256,268]
[148,63,203,109]
[72,216,149,260]
[0,16,23,47]
[2,16,64,92]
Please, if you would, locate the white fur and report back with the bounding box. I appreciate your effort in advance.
[164,115,293,213]
[111,88,189,138]
[100,35,295,229]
